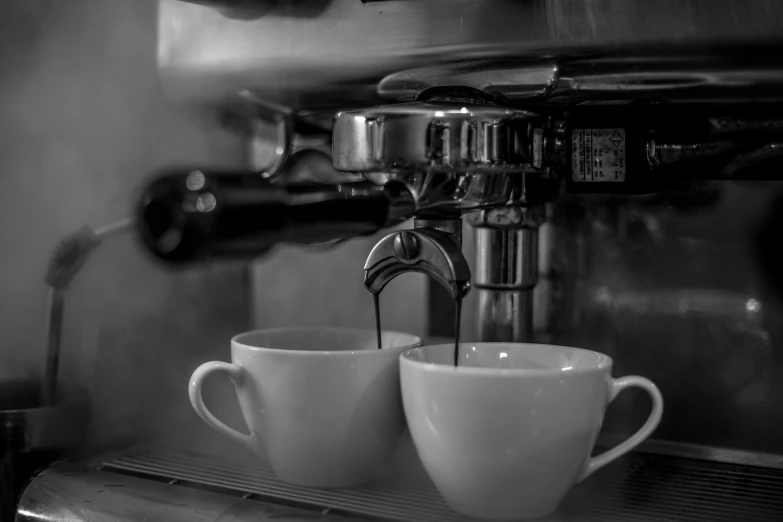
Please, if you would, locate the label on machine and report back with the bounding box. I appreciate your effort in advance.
[571,128,626,182]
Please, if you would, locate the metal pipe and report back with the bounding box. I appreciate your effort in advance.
[473,226,539,342]
[414,217,462,248]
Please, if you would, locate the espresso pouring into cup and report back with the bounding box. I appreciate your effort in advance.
[400,342,664,520]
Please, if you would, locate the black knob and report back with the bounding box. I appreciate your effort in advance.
[136,169,403,264]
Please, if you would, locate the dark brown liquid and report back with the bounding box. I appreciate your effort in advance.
[373,293,382,350]
[453,297,462,366]
[374,290,462,363]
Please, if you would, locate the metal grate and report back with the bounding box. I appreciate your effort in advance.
[102,441,783,522]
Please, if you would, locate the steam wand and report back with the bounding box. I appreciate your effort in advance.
[41,218,135,406]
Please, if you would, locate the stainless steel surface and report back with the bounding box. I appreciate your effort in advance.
[541,184,783,455]
[379,49,783,105]
[465,206,545,342]
[364,228,470,301]
[153,0,783,359]
[2,382,90,520]
[15,461,348,522]
[466,205,547,230]
[240,93,294,179]
[19,432,783,521]
[646,140,745,169]
[333,103,538,174]
[0,383,90,460]
[225,91,340,181]
[378,62,557,103]
[413,218,462,249]
[643,133,783,179]
[157,0,783,107]
[322,87,783,351]
[604,438,783,470]
[332,100,544,344]
[590,288,764,324]
[364,172,514,212]
[473,226,538,343]
[724,141,783,177]
[475,288,534,344]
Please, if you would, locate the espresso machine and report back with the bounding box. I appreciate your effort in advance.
[15,0,783,520]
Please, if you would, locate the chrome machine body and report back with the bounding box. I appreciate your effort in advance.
[17,1,783,520]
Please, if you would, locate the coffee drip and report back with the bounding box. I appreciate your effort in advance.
[453,299,462,366]
[373,291,463,367]
[373,293,382,350]
[363,224,471,364]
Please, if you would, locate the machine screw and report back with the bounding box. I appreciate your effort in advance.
[393,231,420,259]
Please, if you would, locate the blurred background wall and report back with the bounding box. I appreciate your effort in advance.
[0,0,252,445]
[0,0,426,447]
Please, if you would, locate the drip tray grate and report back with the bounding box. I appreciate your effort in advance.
[102,440,783,522]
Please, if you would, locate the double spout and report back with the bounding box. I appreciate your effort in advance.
[362,209,544,344]
[364,224,471,302]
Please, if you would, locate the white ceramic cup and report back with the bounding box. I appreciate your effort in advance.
[400,343,664,520]
[189,327,422,488]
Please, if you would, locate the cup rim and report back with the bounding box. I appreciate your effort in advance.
[400,342,613,376]
[232,326,423,356]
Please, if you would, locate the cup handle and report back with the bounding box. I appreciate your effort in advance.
[578,375,664,482]
[188,361,257,450]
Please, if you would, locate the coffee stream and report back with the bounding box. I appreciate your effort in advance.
[453,297,462,367]
[374,291,463,367]
[373,293,382,350]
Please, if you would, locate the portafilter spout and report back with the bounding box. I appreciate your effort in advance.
[364,225,471,350]
[364,228,471,301]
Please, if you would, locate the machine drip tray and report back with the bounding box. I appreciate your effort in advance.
[99,437,783,522]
